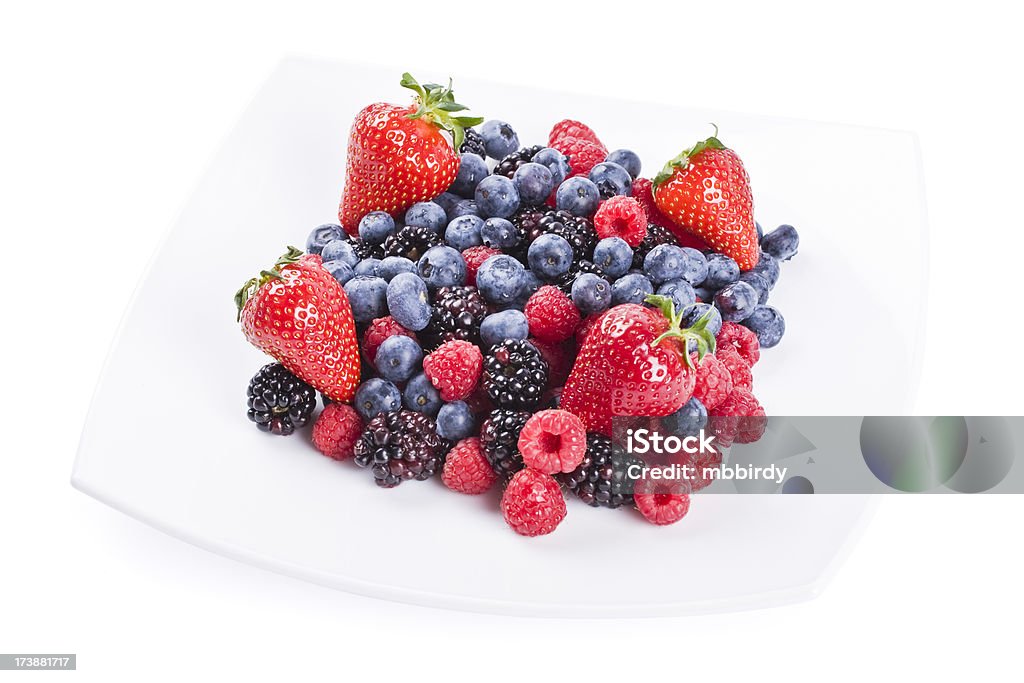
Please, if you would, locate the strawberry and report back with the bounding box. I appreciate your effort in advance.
[652,128,759,270]
[337,73,482,235]
[560,295,718,436]
[235,247,361,403]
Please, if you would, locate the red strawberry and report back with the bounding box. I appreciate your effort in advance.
[632,177,709,251]
[338,73,482,235]
[652,129,759,270]
[235,247,361,403]
[560,295,717,435]
[548,119,606,151]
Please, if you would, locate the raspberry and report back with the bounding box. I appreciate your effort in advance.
[548,119,606,150]
[462,245,501,286]
[524,285,581,343]
[362,316,417,366]
[517,410,587,474]
[553,137,608,178]
[710,389,766,446]
[717,345,753,394]
[441,437,498,494]
[593,196,648,247]
[422,340,483,401]
[717,322,760,366]
[529,337,575,387]
[311,402,363,460]
[500,468,567,537]
[634,492,691,526]
[631,178,709,251]
[691,353,734,411]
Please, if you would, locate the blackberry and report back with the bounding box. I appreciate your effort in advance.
[246,363,317,436]
[460,128,487,159]
[560,433,645,508]
[535,210,597,263]
[482,339,549,410]
[509,205,546,262]
[632,222,679,270]
[351,237,385,261]
[423,286,489,348]
[383,225,442,261]
[492,145,545,178]
[353,410,451,488]
[557,260,610,294]
[480,408,531,477]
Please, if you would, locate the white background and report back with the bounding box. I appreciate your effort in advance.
[1,1,1021,681]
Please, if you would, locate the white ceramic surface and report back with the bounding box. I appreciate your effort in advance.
[72,57,926,616]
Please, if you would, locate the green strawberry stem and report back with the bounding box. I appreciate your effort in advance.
[234,246,303,322]
[652,124,726,187]
[399,72,483,151]
[644,294,718,369]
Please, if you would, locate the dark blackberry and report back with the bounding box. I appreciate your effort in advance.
[353,410,451,488]
[509,206,546,262]
[383,225,442,261]
[556,260,610,294]
[480,408,531,477]
[246,363,317,436]
[492,145,545,178]
[423,286,489,348]
[460,128,487,159]
[535,210,597,263]
[560,433,645,508]
[632,222,679,270]
[351,237,384,261]
[482,339,549,410]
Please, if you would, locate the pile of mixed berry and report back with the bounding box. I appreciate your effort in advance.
[235,74,799,536]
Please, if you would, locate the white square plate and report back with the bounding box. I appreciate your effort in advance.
[72,57,926,616]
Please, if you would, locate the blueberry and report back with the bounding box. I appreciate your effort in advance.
[358,211,396,244]
[401,373,442,417]
[354,378,401,421]
[476,254,526,304]
[704,253,740,290]
[433,192,461,215]
[681,301,722,333]
[474,175,520,218]
[661,397,708,436]
[321,239,359,268]
[416,246,466,290]
[588,161,633,198]
[751,251,780,289]
[657,279,696,312]
[643,244,687,284]
[343,276,388,322]
[693,286,716,302]
[592,237,633,279]
[448,199,480,221]
[571,272,613,315]
[445,215,484,251]
[679,247,709,286]
[480,309,529,348]
[739,271,770,305]
[480,217,520,250]
[436,401,477,440]
[379,256,416,281]
[375,335,423,383]
[756,221,764,241]
[513,162,554,206]
[611,273,654,305]
[354,258,383,278]
[508,269,543,310]
[742,305,785,348]
[527,233,574,280]
[555,176,601,217]
[714,281,759,322]
[405,202,447,233]
[605,149,642,179]
[305,223,345,255]
[479,120,520,159]
[532,147,570,185]
[386,272,432,331]
[761,224,799,261]
[323,260,355,285]
[450,153,490,198]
